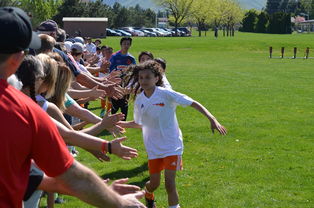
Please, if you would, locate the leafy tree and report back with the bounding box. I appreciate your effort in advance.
[222,0,243,37]
[0,0,19,7]
[18,0,62,26]
[266,0,281,14]
[268,12,291,34]
[53,0,83,27]
[240,9,258,32]
[190,0,213,36]
[255,11,269,33]
[155,0,194,36]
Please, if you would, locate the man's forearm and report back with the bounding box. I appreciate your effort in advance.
[56,161,124,208]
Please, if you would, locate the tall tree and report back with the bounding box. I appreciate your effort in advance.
[190,0,214,36]
[0,0,19,7]
[155,0,194,36]
[19,0,62,26]
[222,0,243,36]
[255,11,269,33]
[240,9,258,32]
[53,0,83,27]
[266,0,281,14]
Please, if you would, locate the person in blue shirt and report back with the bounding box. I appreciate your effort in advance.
[109,37,136,120]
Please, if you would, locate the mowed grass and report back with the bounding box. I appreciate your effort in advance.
[50,32,313,208]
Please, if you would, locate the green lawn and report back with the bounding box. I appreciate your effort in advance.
[48,32,313,207]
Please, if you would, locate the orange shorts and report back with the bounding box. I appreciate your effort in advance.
[148,155,183,174]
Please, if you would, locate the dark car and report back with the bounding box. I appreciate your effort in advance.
[171,28,185,37]
[106,28,122,36]
[178,27,191,36]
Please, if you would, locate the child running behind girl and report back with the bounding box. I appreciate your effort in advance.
[119,60,227,208]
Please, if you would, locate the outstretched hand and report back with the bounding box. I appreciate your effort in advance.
[107,178,141,195]
[103,83,124,100]
[107,70,122,84]
[111,137,138,160]
[210,120,227,135]
[89,85,106,100]
[120,191,146,208]
[101,111,125,137]
[101,110,124,127]
[88,149,111,162]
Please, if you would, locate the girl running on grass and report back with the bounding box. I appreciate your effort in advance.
[119,60,227,208]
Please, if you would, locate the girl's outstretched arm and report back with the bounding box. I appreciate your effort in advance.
[190,101,227,135]
[117,121,142,129]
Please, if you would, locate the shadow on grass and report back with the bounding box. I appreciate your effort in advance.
[97,130,112,137]
[101,162,148,181]
[131,176,150,188]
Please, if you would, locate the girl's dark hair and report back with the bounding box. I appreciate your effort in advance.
[125,60,164,99]
[154,58,166,71]
[138,51,154,62]
[15,55,44,102]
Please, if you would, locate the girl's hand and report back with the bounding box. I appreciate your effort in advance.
[210,119,227,135]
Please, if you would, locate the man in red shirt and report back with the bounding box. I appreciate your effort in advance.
[0,7,145,208]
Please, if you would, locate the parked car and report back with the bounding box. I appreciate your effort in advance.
[157,28,172,36]
[140,29,157,37]
[171,28,186,36]
[145,28,164,36]
[133,29,145,37]
[178,27,191,36]
[114,29,132,36]
[120,27,137,36]
[164,28,176,36]
[106,28,122,36]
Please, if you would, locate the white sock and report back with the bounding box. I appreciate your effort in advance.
[169,205,180,208]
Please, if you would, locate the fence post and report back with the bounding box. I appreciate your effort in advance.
[293,47,297,59]
[269,47,273,58]
[305,47,309,59]
[281,47,285,59]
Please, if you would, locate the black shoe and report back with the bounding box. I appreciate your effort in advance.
[145,197,156,208]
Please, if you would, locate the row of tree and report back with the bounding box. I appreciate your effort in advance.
[265,0,314,18]
[1,0,244,37]
[239,0,314,34]
[240,10,292,34]
[156,0,244,36]
[1,0,156,28]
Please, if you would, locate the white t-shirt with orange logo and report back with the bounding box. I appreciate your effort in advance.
[134,86,194,159]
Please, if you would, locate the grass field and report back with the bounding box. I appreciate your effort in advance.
[47,32,313,207]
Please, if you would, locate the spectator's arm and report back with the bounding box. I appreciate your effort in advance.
[64,102,102,124]
[55,161,145,208]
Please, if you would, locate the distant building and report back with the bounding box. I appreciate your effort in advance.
[157,17,168,28]
[294,16,314,32]
[63,17,108,38]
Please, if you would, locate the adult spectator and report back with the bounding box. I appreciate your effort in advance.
[0,7,145,208]
[37,20,124,100]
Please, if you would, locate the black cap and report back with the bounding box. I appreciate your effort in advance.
[37,19,58,32]
[0,7,41,54]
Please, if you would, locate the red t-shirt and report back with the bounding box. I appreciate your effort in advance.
[0,79,74,208]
